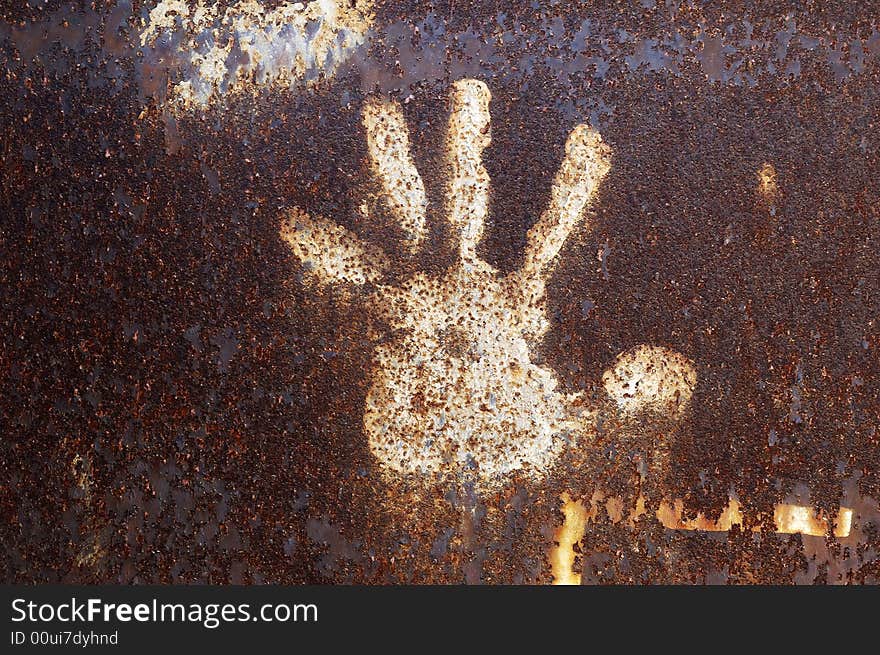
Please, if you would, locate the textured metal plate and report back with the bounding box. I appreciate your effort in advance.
[2,1,879,584]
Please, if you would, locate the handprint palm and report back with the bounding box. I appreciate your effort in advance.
[282,79,683,491]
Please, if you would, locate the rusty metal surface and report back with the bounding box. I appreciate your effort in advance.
[2,0,879,584]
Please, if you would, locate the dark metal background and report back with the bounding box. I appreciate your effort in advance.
[2,0,879,583]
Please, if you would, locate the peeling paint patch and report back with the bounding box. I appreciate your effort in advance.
[138,0,374,108]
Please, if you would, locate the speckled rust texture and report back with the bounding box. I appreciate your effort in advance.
[1,1,879,583]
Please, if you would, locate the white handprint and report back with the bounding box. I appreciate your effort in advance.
[282,79,696,491]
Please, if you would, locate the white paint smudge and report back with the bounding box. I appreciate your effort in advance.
[602,344,697,419]
[138,0,373,107]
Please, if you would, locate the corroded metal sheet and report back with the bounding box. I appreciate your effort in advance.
[2,1,879,584]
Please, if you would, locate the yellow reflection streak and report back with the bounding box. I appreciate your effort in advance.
[757,162,779,201]
[551,494,853,585]
[550,493,589,585]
